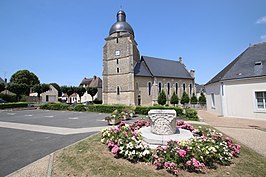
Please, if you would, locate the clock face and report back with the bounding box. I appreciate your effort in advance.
[115,50,120,56]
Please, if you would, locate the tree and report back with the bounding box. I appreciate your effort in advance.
[198,92,206,105]
[10,70,40,86]
[50,83,61,97]
[180,92,190,106]
[170,92,179,106]
[75,87,86,103]
[87,87,98,100]
[32,84,50,98]
[190,93,198,105]
[7,83,30,101]
[0,83,5,92]
[158,90,166,105]
[66,86,75,99]
[60,86,68,95]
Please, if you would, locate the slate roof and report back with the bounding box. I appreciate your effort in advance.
[80,76,102,88]
[134,56,193,79]
[206,42,266,85]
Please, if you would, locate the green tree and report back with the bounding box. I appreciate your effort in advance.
[87,87,98,100]
[198,92,206,105]
[50,83,61,97]
[170,92,179,106]
[190,93,198,105]
[7,83,30,101]
[60,86,68,95]
[158,90,167,105]
[66,86,75,99]
[10,70,40,86]
[180,92,190,106]
[0,83,5,92]
[32,84,50,98]
[75,87,86,103]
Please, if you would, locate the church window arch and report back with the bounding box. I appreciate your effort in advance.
[183,83,186,93]
[175,83,179,95]
[189,83,192,96]
[148,82,152,96]
[167,82,170,95]
[117,86,120,95]
[158,82,162,93]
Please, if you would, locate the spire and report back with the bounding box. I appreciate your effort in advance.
[117,10,126,22]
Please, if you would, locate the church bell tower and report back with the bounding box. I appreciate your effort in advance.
[102,10,140,105]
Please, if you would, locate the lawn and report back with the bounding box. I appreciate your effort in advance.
[52,131,266,177]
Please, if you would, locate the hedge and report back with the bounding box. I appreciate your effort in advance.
[86,104,134,113]
[135,105,183,116]
[40,103,69,110]
[0,102,29,109]
[0,93,17,102]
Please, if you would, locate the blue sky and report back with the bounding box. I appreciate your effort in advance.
[0,0,265,86]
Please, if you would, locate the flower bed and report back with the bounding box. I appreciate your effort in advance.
[101,120,240,176]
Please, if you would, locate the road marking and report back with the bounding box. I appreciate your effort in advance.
[44,116,54,118]
[0,121,109,135]
[68,117,79,120]
[7,113,16,115]
[97,119,106,122]
[24,115,33,117]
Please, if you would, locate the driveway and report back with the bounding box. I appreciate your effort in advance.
[0,110,109,177]
[198,110,266,157]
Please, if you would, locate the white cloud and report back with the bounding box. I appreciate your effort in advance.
[256,16,266,24]
[261,35,266,41]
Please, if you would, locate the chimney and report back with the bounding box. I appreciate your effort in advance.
[93,75,97,79]
[4,78,7,83]
[178,57,183,64]
[190,69,195,78]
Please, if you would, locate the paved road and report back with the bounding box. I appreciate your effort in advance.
[0,110,110,177]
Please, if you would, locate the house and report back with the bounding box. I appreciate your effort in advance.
[40,85,58,103]
[79,75,102,103]
[102,10,195,106]
[205,42,266,119]
[195,84,205,98]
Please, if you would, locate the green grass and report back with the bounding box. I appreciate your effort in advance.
[52,131,266,177]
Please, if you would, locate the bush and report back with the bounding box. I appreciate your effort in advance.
[158,90,166,105]
[184,108,199,121]
[170,92,179,105]
[135,105,183,116]
[87,104,133,113]
[93,99,102,104]
[0,93,17,102]
[181,92,190,105]
[40,103,69,110]
[0,102,28,109]
[73,104,87,112]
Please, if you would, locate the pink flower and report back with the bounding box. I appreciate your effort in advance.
[153,155,158,159]
[186,160,191,166]
[164,162,170,167]
[178,149,187,158]
[173,169,179,175]
[111,145,120,154]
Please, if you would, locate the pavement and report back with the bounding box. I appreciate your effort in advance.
[2,109,266,177]
[0,109,110,177]
[197,110,266,157]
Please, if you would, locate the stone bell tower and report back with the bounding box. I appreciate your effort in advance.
[102,10,140,105]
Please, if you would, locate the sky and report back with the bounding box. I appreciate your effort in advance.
[0,0,266,86]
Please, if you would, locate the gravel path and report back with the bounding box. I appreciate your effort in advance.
[198,110,266,157]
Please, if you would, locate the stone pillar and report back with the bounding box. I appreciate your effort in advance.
[148,109,177,135]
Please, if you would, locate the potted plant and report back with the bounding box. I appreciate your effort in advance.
[105,109,121,125]
[129,109,135,118]
[120,111,128,120]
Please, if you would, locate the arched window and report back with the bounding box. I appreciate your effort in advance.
[183,83,186,93]
[175,83,178,94]
[189,84,192,95]
[167,82,170,95]
[158,82,162,93]
[117,86,120,95]
[148,82,151,96]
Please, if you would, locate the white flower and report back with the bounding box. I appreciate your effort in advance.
[143,149,150,156]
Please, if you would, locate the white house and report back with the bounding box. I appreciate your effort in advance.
[205,42,266,120]
[79,75,102,103]
[40,85,58,103]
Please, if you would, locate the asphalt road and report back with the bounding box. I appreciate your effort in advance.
[0,110,109,177]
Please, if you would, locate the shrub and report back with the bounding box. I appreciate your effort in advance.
[181,92,190,105]
[135,105,183,116]
[158,90,166,105]
[0,93,17,102]
[93,98,102,104]
[40,103,69,110]
[198,92,206,105]
[73,104,87,112]
[170,92,179,105]
[87,104,133,113]
[184,108,199,121]
[0,102,28,109]
[190,93,198,105]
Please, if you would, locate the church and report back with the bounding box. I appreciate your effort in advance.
[102,10,195,106]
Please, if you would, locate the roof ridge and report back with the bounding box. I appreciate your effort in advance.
[142,55,179,63]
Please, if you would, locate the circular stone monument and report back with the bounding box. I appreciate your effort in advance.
[140,109,194,148]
